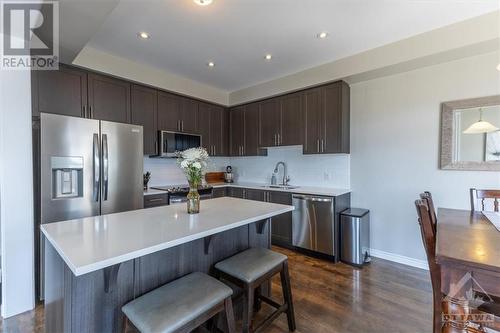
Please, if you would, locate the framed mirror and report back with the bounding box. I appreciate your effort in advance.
[440,95,500,171]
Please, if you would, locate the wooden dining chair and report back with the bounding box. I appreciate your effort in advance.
[420,191,437,233]
[415,199,442,333]
[470,188,500,212]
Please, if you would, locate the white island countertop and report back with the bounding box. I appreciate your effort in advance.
[41,197,294,276]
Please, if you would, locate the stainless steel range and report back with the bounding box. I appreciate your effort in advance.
[151,185,213,204]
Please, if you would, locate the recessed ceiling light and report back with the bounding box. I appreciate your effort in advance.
[207,61,215,67]
[317,31,328,39]
[497,63,500,71]
[265,54,272,60]
[138,32,150,39]
[194,0,212,5]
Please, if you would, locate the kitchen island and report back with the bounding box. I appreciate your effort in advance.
[42,197,294,332]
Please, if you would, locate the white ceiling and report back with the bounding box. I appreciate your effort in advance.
[85,0,499,92]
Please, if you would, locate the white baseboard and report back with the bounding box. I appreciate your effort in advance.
[370,248,429,270]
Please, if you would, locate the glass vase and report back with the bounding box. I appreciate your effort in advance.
[187,182,200,214]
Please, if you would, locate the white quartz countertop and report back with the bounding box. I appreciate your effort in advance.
[41,197,294,276]
[143,188,168,196]
[211,182,351,197]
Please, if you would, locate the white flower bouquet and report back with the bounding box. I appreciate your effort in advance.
[176,147,209,187]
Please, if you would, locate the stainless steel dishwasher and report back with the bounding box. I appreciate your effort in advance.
[292,194,335,256]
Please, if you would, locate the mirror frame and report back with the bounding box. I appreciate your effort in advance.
[440,95,500,171]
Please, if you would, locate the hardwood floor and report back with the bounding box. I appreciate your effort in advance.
[0,247,432,333]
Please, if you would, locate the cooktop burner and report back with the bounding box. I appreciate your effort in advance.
[151,184,213,194]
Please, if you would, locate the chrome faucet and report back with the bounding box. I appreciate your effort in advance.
[273,161,290,186]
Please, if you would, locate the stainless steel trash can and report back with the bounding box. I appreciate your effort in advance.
[340,208,370,266]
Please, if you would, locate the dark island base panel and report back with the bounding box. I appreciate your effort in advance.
[45,220,271,333]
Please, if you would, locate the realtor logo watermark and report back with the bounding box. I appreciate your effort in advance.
[1,1,59,70]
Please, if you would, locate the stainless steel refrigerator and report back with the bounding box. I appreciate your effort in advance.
[39,112,144,297]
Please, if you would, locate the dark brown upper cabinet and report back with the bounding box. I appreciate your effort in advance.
[259,93,303,148]
[280,92,303,146]
[131,84,158,155]
[322,82,350,154]
[229,106,245,156]
[198,103,227,156]
[88,73,131,123]
[259,98,281,147]
[157,92,198,133]
[32,64,88,118]
[304,82,350,154]
[180,97,198,133]
[157,91,181,132]
[303,87,323,154]
[244,103,261,156]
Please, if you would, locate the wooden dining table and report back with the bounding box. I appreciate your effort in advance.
[436,208,500,330]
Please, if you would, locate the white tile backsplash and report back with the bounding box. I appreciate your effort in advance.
[144,145,350,188]
[230,146,350,188]
[144,156,230,186]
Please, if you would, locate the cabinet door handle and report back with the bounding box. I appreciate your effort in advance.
[155,140,158,155]
[89,106,93,119]
[277,133,281,145]
[317,139,320,153]
[214,145,216,156]
[181,121,184,132]
[82,106,86,118]
[321,139,325,152]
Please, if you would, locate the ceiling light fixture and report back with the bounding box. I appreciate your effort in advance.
[138,32,150,39]
[194,0,212,5]
[497,63,500,71]
[207,61,215,67]
[317,31,328,39]
[463,108,499,134]
[265,54,272,60]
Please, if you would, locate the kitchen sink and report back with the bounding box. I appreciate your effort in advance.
[261,185,300,190]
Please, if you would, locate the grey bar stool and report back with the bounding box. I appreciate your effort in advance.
[214,248,296,333]
[122,272,235,333]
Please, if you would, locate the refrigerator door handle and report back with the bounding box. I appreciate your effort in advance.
[93,133,100,202]
[102,133,109,201]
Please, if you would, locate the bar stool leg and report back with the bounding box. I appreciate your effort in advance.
[280,261,296,332]
[254,285,262,312]
[122,316,128,333]
[224,297,236,333]
[243,286,255,333]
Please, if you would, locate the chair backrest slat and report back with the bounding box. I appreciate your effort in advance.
[470,188,500,212]
[420,192,437,234]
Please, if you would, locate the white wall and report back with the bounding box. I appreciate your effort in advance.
[350,51,500,262]
[0,68,35,317]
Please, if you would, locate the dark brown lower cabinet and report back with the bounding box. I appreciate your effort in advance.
[227,187,293,247]
[268,191,293,246]
[229,187,246,199]
[143,194,168,208]
[245,188,266,201]
[212,187,227,198]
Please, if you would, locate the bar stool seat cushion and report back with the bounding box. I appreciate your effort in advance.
[122,272,232,333]
[215,248,287,283]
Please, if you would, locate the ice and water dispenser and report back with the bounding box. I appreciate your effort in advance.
[51,156,84,199]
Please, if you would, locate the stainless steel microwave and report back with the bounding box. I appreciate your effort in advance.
[157,130,201,157]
